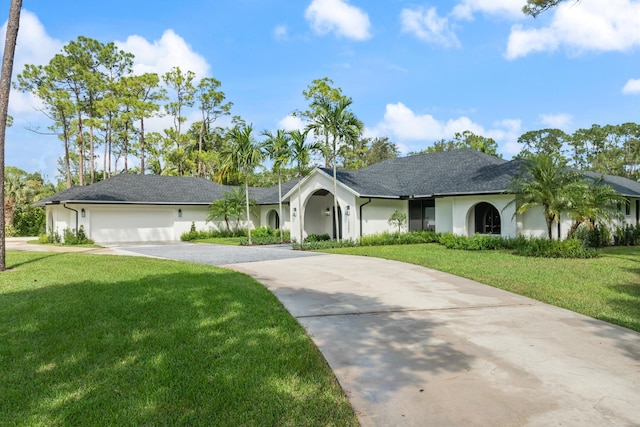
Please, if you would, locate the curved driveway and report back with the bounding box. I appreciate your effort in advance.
[15,240,640,425]
[116,243,640,426]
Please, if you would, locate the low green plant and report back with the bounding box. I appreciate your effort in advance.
[304,233,331,243]
[513,237,597,258]
[181,227,247,241]
[613,224,640,246]
[359,230,438,246]
[62,226,94,245]
[438,233,516,250]
[239,227,291,245]
[293,239,358,250]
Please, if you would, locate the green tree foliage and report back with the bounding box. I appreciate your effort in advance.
[523,0,572,17]
[4,167,54,236]
[306,96,362,241]
[388,210,408,234]
[517,128,570,160]
[262,129,292,242]
[364,136,399,166]
[218,125,264,244]
[289,129,321,246]
[509,154,584,240]
[207,188,247,233]
[565,177,625,239]
[410,131,500,157]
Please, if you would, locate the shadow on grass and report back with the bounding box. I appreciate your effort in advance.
[0,266,357,426]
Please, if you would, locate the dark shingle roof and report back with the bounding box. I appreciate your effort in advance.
[584,171,640,197]
[34,173,291,206]
[36,153,640,207]
[321,149,511,197]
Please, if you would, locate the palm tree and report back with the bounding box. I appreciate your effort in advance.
[0,0,22,270]
[306,97,362,242]
[509,154,583,240]
[289,129,320,247]
[219,125,263,244]
[565,177,626,239]
[207,188,251,234]
[262,129,292,243]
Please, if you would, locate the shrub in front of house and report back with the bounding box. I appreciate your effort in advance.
[359,230,439,246]
[613,224,640,246]
[513,237,598,258]
[573,224,612,248]
[304,233,331,243]
[437,233,516,250]
[180,223,247,241]
[239,227,291,245]
[293,239,358,250]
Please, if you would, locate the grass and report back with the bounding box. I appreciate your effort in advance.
[0,252,357,426]
[323,244,640,332]
[196,237,245,245]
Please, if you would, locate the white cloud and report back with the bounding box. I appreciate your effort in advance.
[400,7,460,48]
[539,113,573,129]
[278,114,306,131]
[1,10,62,119]
[1,9,63,73]
[273,25,288,40]
[622,78,640,94]
[367,102,521,157]
[452,0,525,21]
[305,0,372,41]
[505,0,640,59]
[116,29,210,78]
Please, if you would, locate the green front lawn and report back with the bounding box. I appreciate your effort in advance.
[196,236,245,245]
[324,244,640,332]
[0,252,357,426]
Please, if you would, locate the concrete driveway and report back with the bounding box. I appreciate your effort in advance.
[223,254,640,427]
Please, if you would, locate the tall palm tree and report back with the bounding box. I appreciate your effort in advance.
[306,97,362,242]
[0,0,22,271]
[289,129,320,247]
[509,154,583,240]
[219,125,263,244]
[262,129,292,243]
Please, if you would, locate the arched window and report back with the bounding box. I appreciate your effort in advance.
[474,202,501,235]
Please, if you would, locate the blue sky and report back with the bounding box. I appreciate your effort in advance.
[2,0,639,182]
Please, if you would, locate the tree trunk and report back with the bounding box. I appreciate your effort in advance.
[0,0,22,271]
[140,118,145,174]
[332,136,340,242]
[89,124,95,183]
[297,176,304,249]
[278,173,283,243]
[245,176,252,245]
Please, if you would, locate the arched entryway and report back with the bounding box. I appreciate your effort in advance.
[267,209,280,230]
[302,189,342,239]
[470,202,501,235]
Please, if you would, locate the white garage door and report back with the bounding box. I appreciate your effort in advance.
[90,207,174,243]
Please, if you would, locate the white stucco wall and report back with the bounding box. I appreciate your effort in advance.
[358,198,406,236]
[259,204,290,231]
[434,194,518,238]
[287,171,357,242]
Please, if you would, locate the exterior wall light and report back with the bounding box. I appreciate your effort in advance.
[345,206,350,216]
[325,207,331,216]
[178,209,182,218]
[81,208,86,218]
[293,208,297,217]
